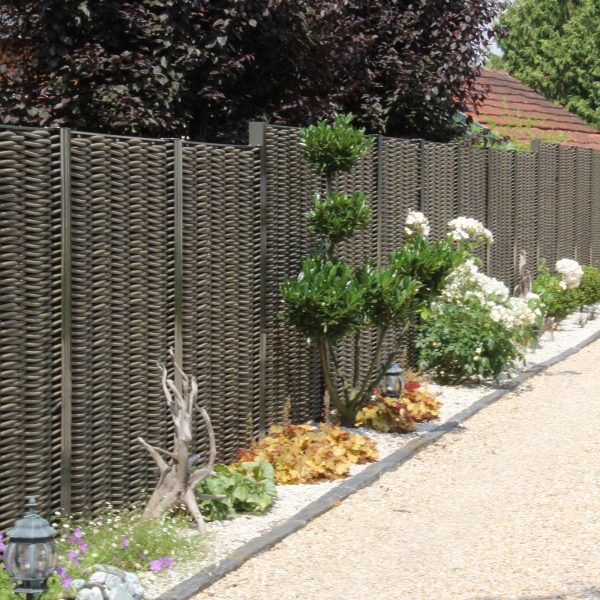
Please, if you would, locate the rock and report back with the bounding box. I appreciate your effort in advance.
[72,579,86,592]
[77,588,104,600]
[83,565,144,600]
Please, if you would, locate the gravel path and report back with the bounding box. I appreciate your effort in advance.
[194,339,600,600]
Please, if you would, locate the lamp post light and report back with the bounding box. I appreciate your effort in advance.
[379,362,405,398]
[3,498,57,600]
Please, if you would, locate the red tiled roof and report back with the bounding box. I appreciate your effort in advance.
[465,69,600,151]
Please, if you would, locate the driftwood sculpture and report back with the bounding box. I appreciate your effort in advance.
[138,350,221,529]
[513,249,533,299]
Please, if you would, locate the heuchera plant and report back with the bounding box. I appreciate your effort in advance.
[237,423,378,484]
[356,379,442,433]
[281,114,474,426]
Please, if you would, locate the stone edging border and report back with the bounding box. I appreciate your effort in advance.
[156,328,600,600]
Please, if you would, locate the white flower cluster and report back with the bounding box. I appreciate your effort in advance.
[436,260,538,331]
[404,211,430,238]
[447,217,494,245]
[555,258,583,290]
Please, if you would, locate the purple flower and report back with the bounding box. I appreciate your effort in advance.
[65,550,78,560]
[149,559,163,572]
[72,528,83,539]
[0,542,5,554]
[55,567,67,577]
[79,540,88,555]
[61,575,73,589]
[160,556,174,569]
[138,552,148,560]
[121,537,130,549]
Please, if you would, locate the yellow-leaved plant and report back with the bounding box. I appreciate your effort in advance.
[235,423,378,484]
[355,379,441,433]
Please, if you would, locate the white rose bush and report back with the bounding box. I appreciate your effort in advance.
[416,243,543,384]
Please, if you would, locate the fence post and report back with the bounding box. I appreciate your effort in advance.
[248,122,268,437]
[376,135,383,268]
[60,127,73,514]
[173,139,184,391]
[418,140,426,213]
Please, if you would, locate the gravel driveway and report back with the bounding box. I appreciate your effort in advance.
[194,339,600,600]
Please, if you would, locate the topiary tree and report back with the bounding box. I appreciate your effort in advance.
[280,115,472,426]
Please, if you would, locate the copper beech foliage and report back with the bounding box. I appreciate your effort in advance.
[0,0,502,142]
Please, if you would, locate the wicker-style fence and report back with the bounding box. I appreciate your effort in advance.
[1,122,599,527]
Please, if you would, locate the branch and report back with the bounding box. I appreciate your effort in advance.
[353,326,388,408]
[138,437,169,474]
[327,341,351,403]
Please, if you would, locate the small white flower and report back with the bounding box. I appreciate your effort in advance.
[404,211,430,238]
[447,217,493,245]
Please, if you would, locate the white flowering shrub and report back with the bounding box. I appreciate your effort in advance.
[555,258,583,290]
[404,211,430,238]
[417,258,540,383]
[447,217,494,245]
[533,258,585,321]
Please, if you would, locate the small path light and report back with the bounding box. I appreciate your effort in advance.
[3,498,57,599]
[380,362,405,398]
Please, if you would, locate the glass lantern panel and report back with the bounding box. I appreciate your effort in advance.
[6,542,54,580]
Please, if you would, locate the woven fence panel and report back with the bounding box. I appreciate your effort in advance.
[0,127,62,528]
[557,146,577,260]
[180,142,261,461]
[420,142,458,239]
[458,146,488,266]
[378,137,421,367]
[575,147,592,265]
[262,126,323,427]
[592,151,600,269]
[514,152,538,280]
[537,145,559,268]
[69,133,174,514]
[379,138,420,256]
[487,150,516,288]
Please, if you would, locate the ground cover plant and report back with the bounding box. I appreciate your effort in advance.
[355,376,442,433]
[236,424,378,484]
[195,461,277,521]
[281,114,480,426]
[0,508,200,599]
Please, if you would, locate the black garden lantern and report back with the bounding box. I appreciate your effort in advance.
[379,362,405,398]
[4,498,57,599]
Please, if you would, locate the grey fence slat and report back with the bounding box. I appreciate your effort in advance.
[68,133,174,514]
[0,128,62,528]
[592,151,600,269]
[557,146,577,260]
[180,142,262,460]
[458,146,488,267]
[261,125,323,427]
[421,142,459,240]
[575,148,592,265]
[488,150,516,288]
[537,145,559,268]
[514,152,538,279]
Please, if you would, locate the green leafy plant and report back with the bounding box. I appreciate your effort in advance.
[579,265,600,306]
[0,508,201,599]
[237,423,378,484]
[195,461,276,522]
[416,259,540,384]
[532,261,584,321]
[356,379,442,433]
[281,114,475,426]
[417,302,525,384]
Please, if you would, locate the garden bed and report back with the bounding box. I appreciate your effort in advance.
[143,306,600,599]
